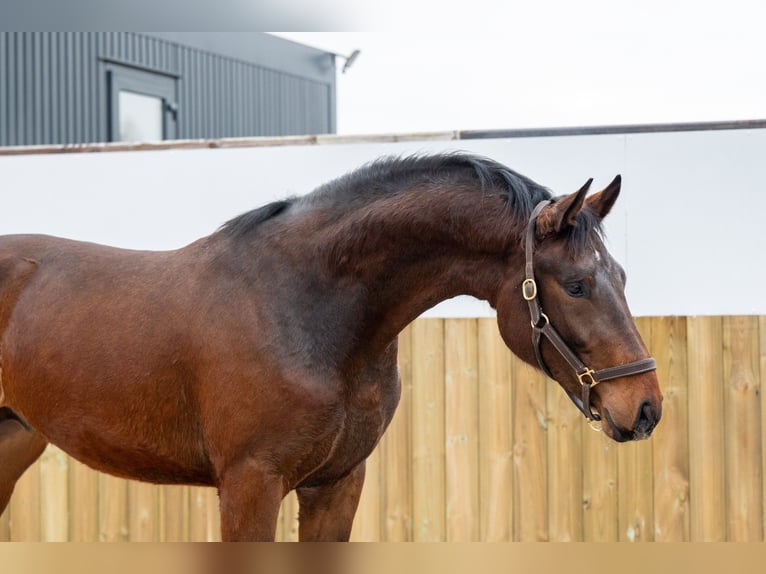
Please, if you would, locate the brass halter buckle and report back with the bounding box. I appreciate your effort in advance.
[522,278,537,301]
[577,368,598,388]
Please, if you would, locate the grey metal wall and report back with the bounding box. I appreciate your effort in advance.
[0,32,335,147]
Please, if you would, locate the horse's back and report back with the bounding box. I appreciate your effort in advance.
[0,234,192,354]
[0,233,218,485]
[0,241,39,331]
[0,243,39,407]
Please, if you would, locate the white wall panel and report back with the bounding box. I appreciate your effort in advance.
[1,127,762,316]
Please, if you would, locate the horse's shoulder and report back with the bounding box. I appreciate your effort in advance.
[0,249,38,299]
[0,249,39,344]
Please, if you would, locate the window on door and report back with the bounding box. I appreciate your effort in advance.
[107,65,177,142]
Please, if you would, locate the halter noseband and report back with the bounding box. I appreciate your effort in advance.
[523,200,657,421]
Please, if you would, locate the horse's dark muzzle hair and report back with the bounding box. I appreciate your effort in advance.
[633,400,660,438]
[607,400,661,442]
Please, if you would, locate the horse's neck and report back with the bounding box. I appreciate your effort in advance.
[319,188,520,353]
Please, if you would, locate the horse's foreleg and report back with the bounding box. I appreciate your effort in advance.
[217,458,285,541]
[296,461,366,541]
[0,417,48,513]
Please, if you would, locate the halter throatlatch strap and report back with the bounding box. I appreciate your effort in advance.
[522,200,657,421]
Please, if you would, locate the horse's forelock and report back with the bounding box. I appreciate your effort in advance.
[567,208,606,255]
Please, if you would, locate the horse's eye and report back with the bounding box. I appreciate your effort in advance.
[565,282,587,298]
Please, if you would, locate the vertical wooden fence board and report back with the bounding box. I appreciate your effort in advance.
[205,487,222,541]
[411,318,445,541]
[350,446,380,542]
[39,446,69,541]
[546,378,583,541]
[380,324,413,541]
[277,491,299,542]
[98,474,128,541]
[188,486,212,542]
[159,485,189,542]
[9,458,41,541]
[617,317,654,541]
[275,493,288,541]
[761,316,766,537]
[687,315,726,541]
[444,318,479,541]
[128,481,158,541]
[69,457,100,541]
[0,504,9,541]
[477,318,513,542]
[617,437,655,542]
[511,357,548,541]
[582,430,618,541]
[651,316,690,541]
[723,315,762,541]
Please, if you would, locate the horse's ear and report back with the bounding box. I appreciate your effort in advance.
[536,178,592,236]
[585,174,621,220]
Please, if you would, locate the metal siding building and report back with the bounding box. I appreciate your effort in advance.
[0,32,336,146]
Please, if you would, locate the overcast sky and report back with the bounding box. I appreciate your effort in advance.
[272,2,765,134]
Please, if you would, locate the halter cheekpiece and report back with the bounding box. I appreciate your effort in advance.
[523,200,657,421]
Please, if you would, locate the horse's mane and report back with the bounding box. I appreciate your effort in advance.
[218,152,603,251]
[217,199,294,238]
[315,152,556,220]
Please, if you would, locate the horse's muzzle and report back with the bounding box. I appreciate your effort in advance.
[605,400,661,442]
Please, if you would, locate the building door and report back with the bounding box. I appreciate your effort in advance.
[107,65,177,142]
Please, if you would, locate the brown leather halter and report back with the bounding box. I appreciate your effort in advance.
[522,200,657,421]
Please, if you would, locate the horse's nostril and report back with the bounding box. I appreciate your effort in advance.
[634,401,656,435]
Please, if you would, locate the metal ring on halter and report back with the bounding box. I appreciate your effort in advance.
[531,312,549,329]
[588,419,603,432]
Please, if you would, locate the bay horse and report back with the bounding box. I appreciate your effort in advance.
[0,152,662,541]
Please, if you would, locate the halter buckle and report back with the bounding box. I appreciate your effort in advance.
[522,278,537,301]
[577,368,598,387]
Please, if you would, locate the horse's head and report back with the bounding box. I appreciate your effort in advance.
[495,176,662,442]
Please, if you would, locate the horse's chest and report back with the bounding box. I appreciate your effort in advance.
[346,370,401,443]
[305,363,401,485]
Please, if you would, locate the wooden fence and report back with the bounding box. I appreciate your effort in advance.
[1,316,764,542]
